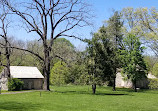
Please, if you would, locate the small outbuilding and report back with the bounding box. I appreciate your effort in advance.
[115,71,156,88]
[0,66,44,90]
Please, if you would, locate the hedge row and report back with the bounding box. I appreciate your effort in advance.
[148,78,158,89]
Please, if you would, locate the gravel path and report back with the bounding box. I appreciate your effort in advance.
[1,90,44,95]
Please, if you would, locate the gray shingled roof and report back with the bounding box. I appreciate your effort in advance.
[10,66,44,79]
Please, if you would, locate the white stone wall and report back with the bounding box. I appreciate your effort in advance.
[0,69,8,90]
[116,72,133,88]
[0,78,8,90]
[116,72,150,88]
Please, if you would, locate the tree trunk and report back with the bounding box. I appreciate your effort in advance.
[43,66,50,91]
[134,80,137,92]
[5,41,11,78]
[43,47,50,91]
[113,69,117,91]
[6,51,10,78]
[92,84,96,94]
[113,77,116,91]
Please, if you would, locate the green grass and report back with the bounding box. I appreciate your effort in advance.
[0,85,158,111]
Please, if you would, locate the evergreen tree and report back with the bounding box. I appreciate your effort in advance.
[86,27,115,94]
[105,11,124,91]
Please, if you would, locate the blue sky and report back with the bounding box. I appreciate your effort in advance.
[90,0,158,28]
[74,0,158,51]
[8,0,158,51]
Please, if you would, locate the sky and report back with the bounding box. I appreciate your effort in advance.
[7,0,158,51]
[73,0,158,51]
[90,0,158,27]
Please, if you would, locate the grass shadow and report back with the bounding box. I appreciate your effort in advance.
[0,101,41,111]
[116,87,158,94]
[53,90,131,96]
[135,89,158,94]
[115,88,135,92]
[95,93,129,96]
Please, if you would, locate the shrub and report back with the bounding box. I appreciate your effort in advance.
[50,61,68,86]
[148,78,158,89]
[152,63,158,77]
[8,78,24,91]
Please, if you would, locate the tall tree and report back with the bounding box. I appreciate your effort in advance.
[121,7,158,56]
[0,7,11,78]
[86,27,115,94]
[2,0,91,90]
[119,34,147,92]
[105,11,123,91]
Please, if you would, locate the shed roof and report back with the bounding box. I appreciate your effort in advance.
[10,66,44,79]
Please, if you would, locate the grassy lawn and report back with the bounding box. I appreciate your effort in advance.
[0,85,158,111]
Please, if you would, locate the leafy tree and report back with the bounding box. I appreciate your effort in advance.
[152,63,158,77]
[50,49,89,85]
[121,7,158,57]
[54,38,74,49]
[52,38,76,65]
[67,51,89,85]
[119,34,147,92]
[86,28,115,94]
[50,61,69,86]
[0,66,3,73]
[144,55,157,72]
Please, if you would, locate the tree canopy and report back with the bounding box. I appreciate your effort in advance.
[119,34,147,92]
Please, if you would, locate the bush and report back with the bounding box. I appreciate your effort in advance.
[8,78,24,91]
[148,78,158,89]
[152,63,158,77]
[50,61,69,86]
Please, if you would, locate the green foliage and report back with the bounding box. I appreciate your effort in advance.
[0,66,4,73]
[51,38,76,66]
[50,59,89,85]
[106,11,124,48]
[86,27,115,85]
[54,38,74,48]
[121,7,158,56]
[103,11,124,89]
[50,61,69,86]
[8,78,24,91]
[148,78,158,89]
[119,34,147,88]
[68,64,89,85]
[152,63,158,77]
[86,11,124,87]
[144,56,156,72]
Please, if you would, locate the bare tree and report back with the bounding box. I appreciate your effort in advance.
[0,7,11,78]
[2,0,92,90]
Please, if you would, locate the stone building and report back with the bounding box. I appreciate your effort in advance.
[0,66,44,90]
[115,71,156,88]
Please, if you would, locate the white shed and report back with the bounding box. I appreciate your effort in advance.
[0,66,44,90]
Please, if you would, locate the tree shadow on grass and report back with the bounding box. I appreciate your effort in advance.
[116,88,158,94]
[115,88,135,92]
[53,90,131,96]
[0,101,41,111]
[95,93,129,96]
